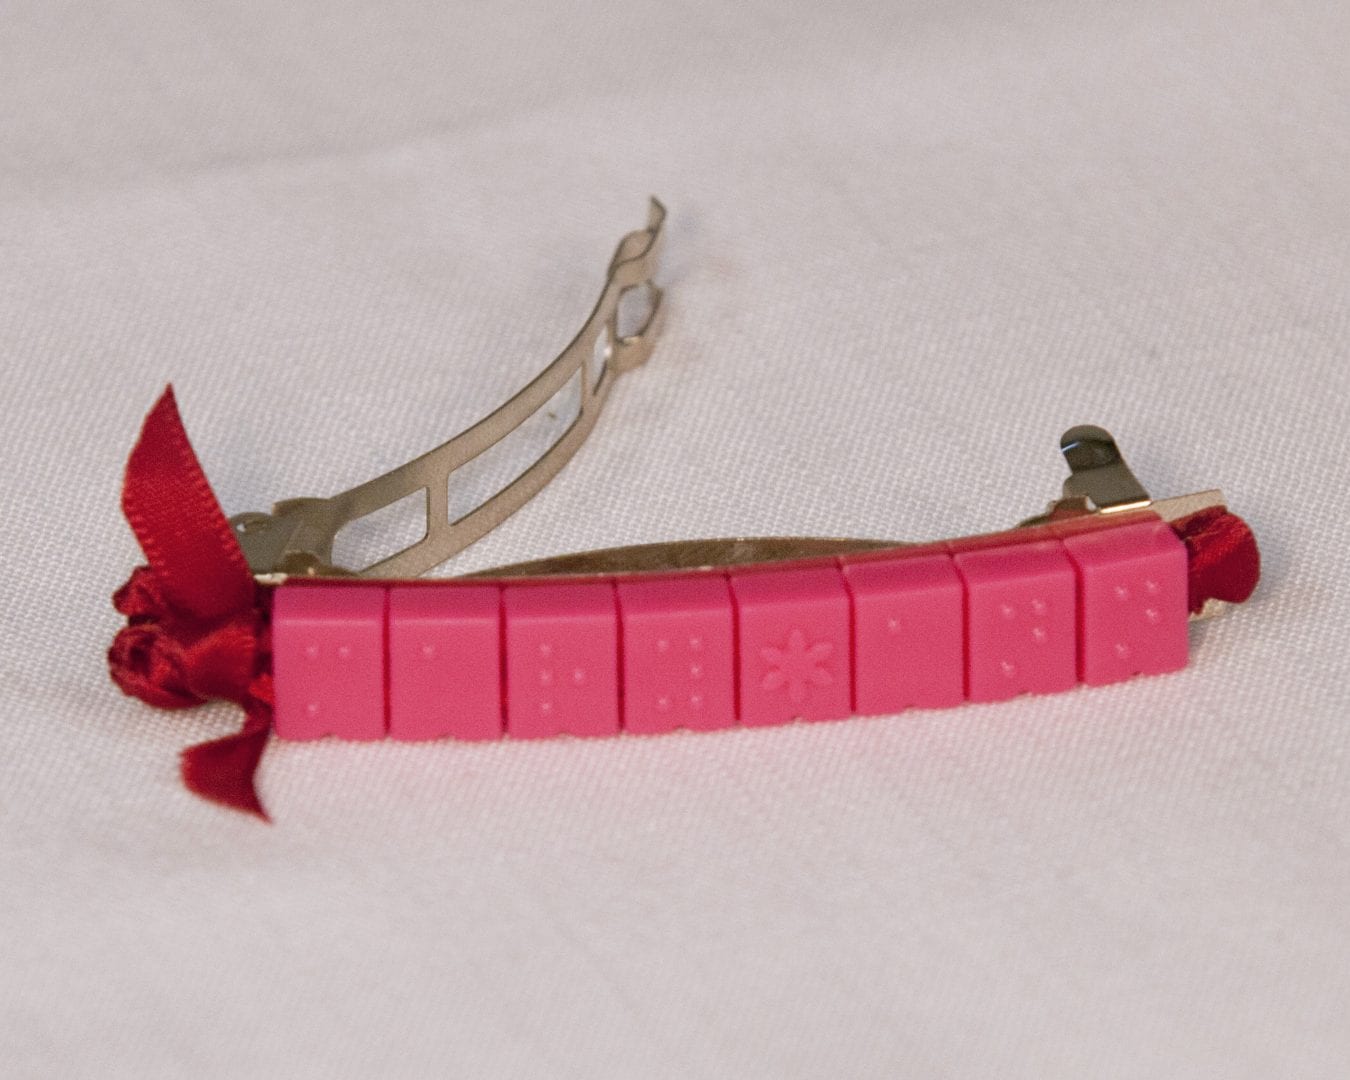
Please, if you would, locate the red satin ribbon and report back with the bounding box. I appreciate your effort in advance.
[1168,505,1261,615]
[108,387,274,819]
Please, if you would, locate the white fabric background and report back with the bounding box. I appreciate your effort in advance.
[2,2,1348,1076]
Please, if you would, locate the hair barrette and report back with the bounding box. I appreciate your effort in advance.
[109,199,1260,819]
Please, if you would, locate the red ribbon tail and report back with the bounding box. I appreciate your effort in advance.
[181,704,273,822]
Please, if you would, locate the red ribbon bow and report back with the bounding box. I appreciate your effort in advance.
[108,387,274,819]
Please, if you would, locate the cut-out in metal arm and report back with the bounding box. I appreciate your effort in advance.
[230,198,667,579]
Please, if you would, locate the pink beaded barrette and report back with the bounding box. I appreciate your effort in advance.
[109,200,1260,819]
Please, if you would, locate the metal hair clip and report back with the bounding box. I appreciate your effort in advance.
[108,199,1260,819]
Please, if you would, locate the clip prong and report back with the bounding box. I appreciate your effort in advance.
[1059,425,1152,513]
[230,199,667,579]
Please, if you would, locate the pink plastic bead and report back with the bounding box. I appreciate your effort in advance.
[503,581,620,739]
[730,564,852,726]
[842,550,965,713]
[388,584,502,741]
[1060,518,1189,685]
[953,540,1077,702]
[616,574,736,733]
[272,584,387,741]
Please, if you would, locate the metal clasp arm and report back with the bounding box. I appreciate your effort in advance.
[230,198,667,579]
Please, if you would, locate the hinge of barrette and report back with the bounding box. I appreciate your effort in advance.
[229,198,667,580]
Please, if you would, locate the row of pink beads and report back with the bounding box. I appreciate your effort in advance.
[270,515,1188,741]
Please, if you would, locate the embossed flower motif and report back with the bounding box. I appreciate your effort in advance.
[760,629,834,703]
